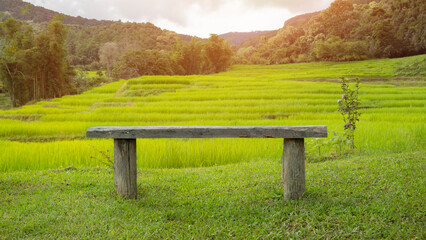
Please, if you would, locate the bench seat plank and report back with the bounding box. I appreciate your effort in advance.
[86,126,327,139]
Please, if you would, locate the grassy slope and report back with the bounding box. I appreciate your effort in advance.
[0,152,424,239]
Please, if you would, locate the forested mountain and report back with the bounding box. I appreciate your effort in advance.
[0,0,113,26]
[235,0,425,64]
[219,31,275,46]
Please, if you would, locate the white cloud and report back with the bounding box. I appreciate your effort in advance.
[24,0,334,37]
[169,1,294,37]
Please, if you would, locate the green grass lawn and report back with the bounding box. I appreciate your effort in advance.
[1,152,424,239]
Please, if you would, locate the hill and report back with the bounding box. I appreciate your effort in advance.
[219,31,276,46]
[237,30,279,49]
[283,0,377,27]
[0,0,113,26]
[284,11,320,27]
[235,0,426,64]
[0,0,202,73]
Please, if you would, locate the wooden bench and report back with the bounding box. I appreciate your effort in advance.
[86,126,327,200]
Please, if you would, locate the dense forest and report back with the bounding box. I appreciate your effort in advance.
[235,0,425,64]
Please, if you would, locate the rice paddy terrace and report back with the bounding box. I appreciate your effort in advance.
[0,56,425,171]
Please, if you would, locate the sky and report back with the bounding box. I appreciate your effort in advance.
[25,0,334,38]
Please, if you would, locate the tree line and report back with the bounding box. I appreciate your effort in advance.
[99,33,233,79]
[235,0,425,64]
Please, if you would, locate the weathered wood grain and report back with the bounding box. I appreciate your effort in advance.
[87,126,327,139]
[282,138,305,201]
[114,139,137,199]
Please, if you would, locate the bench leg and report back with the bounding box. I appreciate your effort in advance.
[114,139,137,199]
[282,138,305,201]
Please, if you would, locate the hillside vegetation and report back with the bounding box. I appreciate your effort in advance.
[3,0,424,71]
[0,55,424,171]
[236,0,425,64]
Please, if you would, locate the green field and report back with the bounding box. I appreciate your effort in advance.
[0,55,425,171]
[0,55,425,238]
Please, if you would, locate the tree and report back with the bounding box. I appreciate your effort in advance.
[173,38,206,75]
[371,18,400,57]
[319,0,359,39]
[38,16,73,98]
[0,17,34,106]
[99,42,120,76]
[204,34,233,73]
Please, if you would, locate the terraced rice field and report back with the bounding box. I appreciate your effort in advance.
[0,56,425,171]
